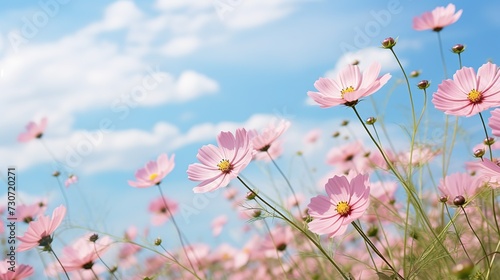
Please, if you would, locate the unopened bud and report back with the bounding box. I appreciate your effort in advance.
[417,80,430,90]
[451,259,474,279]
[154,238,162,246]
[365,117,377,125]
[439,196,448,203]
[473,149,485,158]
[381,37,396,49]
[451,44,465,54]
[410,70,420,78]
[484,137,495,146]
[246,190,257,200]
[89,234,99,242]
[453,195,466,206]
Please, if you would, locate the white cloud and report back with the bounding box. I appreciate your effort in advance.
[155,0,213,11]
[161,36,201,57]
[221,0,295,30]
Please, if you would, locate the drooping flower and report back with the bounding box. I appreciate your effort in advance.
[432,62,500,117]
[307,62,391,108]
[17,117,48,142]
[489,108,500,137]
[187,128,254,193]
[438,173,482,205]
[148,196,179,226]
[0,260,34,280]
[17,205,66,252]
[412,3,462,32]
[128,153,175,188]
[307,174,370,238]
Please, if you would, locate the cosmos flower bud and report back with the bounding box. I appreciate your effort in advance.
[367,226,378,237]
[473,149,485,158]
[154,238,162,246]
[453,195,466,206]
[52,171,60,177]
[381,37,396,49]
[410,70,421,78]
[365,117,377,125]
[332,131,340,138]
[89,234,99,242]
[417,80,430,89]
[439,196,448,203]
[451,44,465,54]
[246,190,257,200]
[351,59,360,65]
[341,120,349,126]
[484,137,495,146]
[252,210,261,218]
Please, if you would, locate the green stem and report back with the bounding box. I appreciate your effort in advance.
[49,245,70,280]
[479,112,493,160]
[444,204,471,261]
[266,151,302,214]
[236,176,349,280]
[93,242,119,280]
[461,206,490,269]
[436,31,448,78]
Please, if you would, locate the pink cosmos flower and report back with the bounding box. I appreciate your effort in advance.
[17,117,48,142]
[307,174,370,238]
[251,119,290,152]
[473,159,500,188]
[308,62,391,108]
[187,128,254,193]
[432,62,500,117]
[438,173,482,205]
[304,129,321,144]
[260,226,294,257]
[64,174,78,188]
[489,108,500,137]
[0,260,34,280]
[128,153,175,188]
[211,215,228,237]
[148,196,179,226]
[326,141,370,174]
[253,139,283,162]
[17,202,46,223]
[413,3,462,32]
[18,205,66,252]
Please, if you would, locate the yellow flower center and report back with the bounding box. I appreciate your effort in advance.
[341,86,355,98]
[149,173,159,181]
[467,89,482,103]
[336,201,351,217]
[217,159,232,173]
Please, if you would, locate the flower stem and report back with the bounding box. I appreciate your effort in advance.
[236,176,349,280]
[93,242,119,280]
[157,185,202,280]
[266,151,302,214]
[444,204,471,261]
[460,206,490,268]
[49,245,70,280]
[479,112,493,160]
[436,31,448,78]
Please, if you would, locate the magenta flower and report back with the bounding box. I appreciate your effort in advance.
[0,261,34,280]
[148,196,179,226]
[187,128,254,193]
[307,174,370,238]
[413,3,462,32]
[308,62,391,108]
[17,205,66,252]
[489,108,500,137]
[432,62,500,116]
[128,153,175,188]
[438,173,482,205]
[17,117,48,142]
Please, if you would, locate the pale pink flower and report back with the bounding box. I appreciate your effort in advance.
[438,173,482,205]
[64,174,78,188]
[0,260,34,280]
[413,3,462,32]
[397,146,440,166]
[17,205,66,252]
[253,139,283,161]
[326,141,370,174]
[304,129,321,144]
[187,128,254,193]
[489,108,500,137]
[307,174,370,238]
[209,243,239,270]
[251,119,290,152]
[47,233,111,276]
[128,153,175,188]
[211,215,228,237]
[473,159,500,188]
[148,196,178,226]
[260,226,294,257]
[308,62,391,108]
[17,202,45,223]
[432,62,500,117]
[17,117,48,142]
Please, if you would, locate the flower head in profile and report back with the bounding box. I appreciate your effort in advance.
[251,119,290,152]
[64,174,78,188]
[432,62,500,117]
[438,173,482,205]
[0,260,34,280]
[18,117,48,142]
[413,3,462,32]
[187,128,254,193]
[128,153,175,188]
[308,62,391,108]
[307,174,370,238]
[489,108,500,137]
[18,205,66,252]
[472,159,500,188]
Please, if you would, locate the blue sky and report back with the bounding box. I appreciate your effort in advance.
[1,0,499,272]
